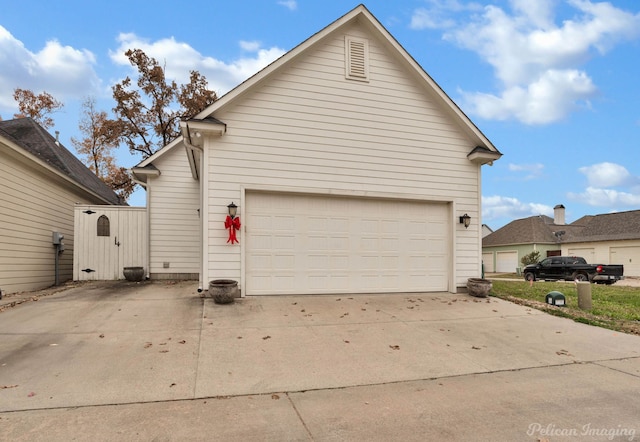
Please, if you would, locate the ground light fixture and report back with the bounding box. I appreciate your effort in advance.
[545,291,566,307]
[459,213,471,229]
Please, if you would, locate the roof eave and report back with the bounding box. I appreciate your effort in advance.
[468,146,503,165]
[131,164,161,186]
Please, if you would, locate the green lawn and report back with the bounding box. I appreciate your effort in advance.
[489,279,640,335]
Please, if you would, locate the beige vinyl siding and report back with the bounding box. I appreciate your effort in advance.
[204,22,481,290]
[0,148,94,293]
[147,146,200,277]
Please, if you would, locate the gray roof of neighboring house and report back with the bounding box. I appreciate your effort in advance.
[483,209,640,247]
[567,210,640,242]
[483,215,561,247]
[0,118,122,205]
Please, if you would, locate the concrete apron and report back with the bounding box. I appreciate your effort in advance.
[1,281,639,440]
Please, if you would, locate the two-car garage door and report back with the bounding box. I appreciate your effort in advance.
[245,192,450,295]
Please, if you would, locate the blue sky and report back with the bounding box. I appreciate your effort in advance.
[1,0,639,229]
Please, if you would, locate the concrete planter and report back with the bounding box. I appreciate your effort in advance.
[467,278,492,298]
[123,267,145,282]
[209,279,238,304]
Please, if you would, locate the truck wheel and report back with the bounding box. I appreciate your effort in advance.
[524,272,535,282]
[573,272,589,282]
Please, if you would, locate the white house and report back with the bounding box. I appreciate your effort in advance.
[132,5,502,295]
[0,118,122,294]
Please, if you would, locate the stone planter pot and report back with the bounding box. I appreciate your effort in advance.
[209,279,238,304]
[123,266,145,282]
[467,278,492,298]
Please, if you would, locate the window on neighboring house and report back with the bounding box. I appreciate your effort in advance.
[97,215,110,237]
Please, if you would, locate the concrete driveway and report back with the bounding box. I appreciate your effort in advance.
[1,281,639,441]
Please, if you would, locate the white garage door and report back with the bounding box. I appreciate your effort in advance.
[567,248,595,262]
[496,251,518,273]
[482,252,494,273]
[610,246,640,277]
[245,192,450,295]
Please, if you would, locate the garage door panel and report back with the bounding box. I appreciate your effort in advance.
[610,246,640,277]
[246,192,450,295]
[482,253,494,273]
[496,251,518,273]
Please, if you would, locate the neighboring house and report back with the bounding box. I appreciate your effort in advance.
[482,224,493,238]
[132,5,502,295]
[0,118,122,294]
[561,210,640,277]
[482,204,640,277]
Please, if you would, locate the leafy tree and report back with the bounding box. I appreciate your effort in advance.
[111,49,217,159]
[72,97,135,201]
[520,251,541,266]
[13,88,63,129]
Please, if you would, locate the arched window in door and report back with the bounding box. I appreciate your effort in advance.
[97,215,110,237]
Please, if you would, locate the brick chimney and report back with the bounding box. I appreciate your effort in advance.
[554,204,565,225]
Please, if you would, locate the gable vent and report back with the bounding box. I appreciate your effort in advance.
[345,36,369,81]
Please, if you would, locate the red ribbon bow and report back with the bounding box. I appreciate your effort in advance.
[224,215,241,244]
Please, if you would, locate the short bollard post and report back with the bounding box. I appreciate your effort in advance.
[577,281,592,310]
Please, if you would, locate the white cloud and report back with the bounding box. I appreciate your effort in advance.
[414,0,640,124]
[0,25,100,112]
[508,162,544,179]
[239,40,262,52]
[482,195,553,220]
[568,162,640,207]
[410,8,455,30]
[461,69,596,124]
[510,0,555,28]
[410,1,481,30]
[277,0,297,11]
[567,187,640,207]
[578,162,633,187]
[109,33,286,96]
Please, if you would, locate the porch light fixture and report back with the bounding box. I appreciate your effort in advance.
[227,202,238,219]
[459,213,471,229]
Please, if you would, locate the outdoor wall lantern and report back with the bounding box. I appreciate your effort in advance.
[459,213,471,229]
[227,202,238,219]
[225,202,241,244]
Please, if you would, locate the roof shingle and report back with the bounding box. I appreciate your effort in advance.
[483,209,640,247]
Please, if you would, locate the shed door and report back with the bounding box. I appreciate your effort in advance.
[245,192,450,295]
[496,251,518,273]
[74,207,146,280]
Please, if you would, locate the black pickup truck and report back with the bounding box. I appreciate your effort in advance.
[522,256,624,284]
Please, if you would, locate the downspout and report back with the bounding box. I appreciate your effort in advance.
[182,124,206,293]
[131,175,151,280]
[477,164,483,278]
